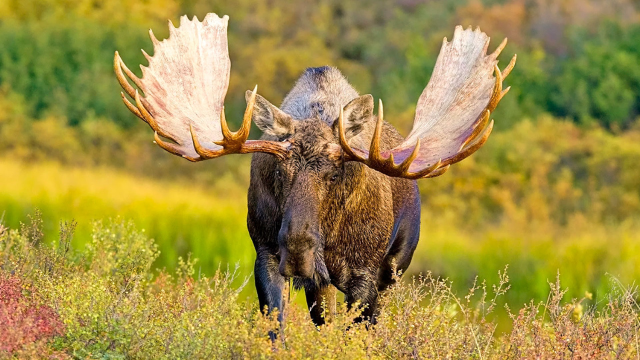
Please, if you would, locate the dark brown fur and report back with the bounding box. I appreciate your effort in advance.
[247,67,420,325]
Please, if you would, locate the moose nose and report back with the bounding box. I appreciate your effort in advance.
[278,247,316,279]
[278,259,294,278]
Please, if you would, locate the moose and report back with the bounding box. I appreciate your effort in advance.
[114,13,515,325]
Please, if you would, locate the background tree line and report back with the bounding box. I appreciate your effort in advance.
[0,0,638,132]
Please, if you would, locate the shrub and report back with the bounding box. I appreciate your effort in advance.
[0,274,65,357]
[1,214,638,358]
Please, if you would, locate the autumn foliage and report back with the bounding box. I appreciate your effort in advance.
[0,275,65,357]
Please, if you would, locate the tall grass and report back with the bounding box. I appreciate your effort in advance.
[0,158,256,288]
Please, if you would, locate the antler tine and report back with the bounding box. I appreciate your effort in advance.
[153,132,201,162]
[189,123,220,159]
[444,120,494,166]
[502,54,517,79]
[496,54,518,105]
[406,159,443,179]
[133,90,158,130]
[214,85,256,150]
[236,85,257,142]
[487,65,504,113]
[115,52,167,137]
[492,38,508,58]
[141,49,152,62]
[114,52,145,96]
[461,110,491,149]
[425,165,450,178]
[134,89,182,144]
[120,92,142,119]
[149,29,161,47]
[487,52,518,107]
[500,86,511,100]
[386,152,396,170]
[114,52,137,99]
[372,99,420,174]
[337,107,365,161]
[369,99,385,163]
[397,139,421,174]
[216,109,231,145]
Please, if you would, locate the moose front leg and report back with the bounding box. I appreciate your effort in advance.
[305,284,337,326]
[254,250,287,322]
[344,273,380,324]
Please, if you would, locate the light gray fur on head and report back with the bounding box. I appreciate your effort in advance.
[280,66,360,125]
[248,66,374,140]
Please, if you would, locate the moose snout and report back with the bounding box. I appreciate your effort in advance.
[277,227,318,279]
[277,190,320,279]
[278,247,316,278]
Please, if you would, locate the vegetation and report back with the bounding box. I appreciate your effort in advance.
[3,114,640,308]
[1,216,639,358]
[1,0,640,132]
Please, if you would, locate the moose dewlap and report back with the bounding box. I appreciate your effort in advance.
[114,13,515,325]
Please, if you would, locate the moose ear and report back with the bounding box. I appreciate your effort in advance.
[246,90,295,139]
[334,94,374,140]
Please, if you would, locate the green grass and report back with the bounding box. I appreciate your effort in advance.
[0,159,256,292]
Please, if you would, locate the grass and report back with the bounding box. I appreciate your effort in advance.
[0,158,256,289]
[1,216,639,358]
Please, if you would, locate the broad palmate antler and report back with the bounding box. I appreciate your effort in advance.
[115,15,514,179]
[337,26,516,179]
[115,14,291,161]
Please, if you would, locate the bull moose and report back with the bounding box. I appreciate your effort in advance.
[114,13,515,325]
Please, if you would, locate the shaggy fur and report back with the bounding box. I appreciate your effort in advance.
[247,67,420,324]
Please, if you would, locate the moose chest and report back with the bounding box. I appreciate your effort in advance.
[322,188,395,284]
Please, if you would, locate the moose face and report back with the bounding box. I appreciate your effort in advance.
[248,92,376,279]
[272,119,344,278]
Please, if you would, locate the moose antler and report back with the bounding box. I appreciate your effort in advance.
[337,26,516,179]
[114,14,291,161]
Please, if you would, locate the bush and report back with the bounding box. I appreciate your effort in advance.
[0,213,638,358]
[0,275,65,357]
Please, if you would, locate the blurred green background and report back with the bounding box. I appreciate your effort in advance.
[1,0,639,313]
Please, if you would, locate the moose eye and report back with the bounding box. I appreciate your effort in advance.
[275,169,281,178]
[329,173,339,183]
